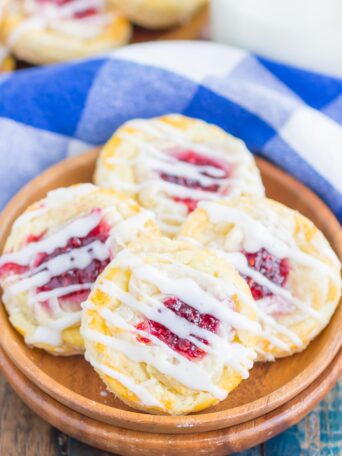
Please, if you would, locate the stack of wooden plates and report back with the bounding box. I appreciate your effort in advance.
[0,150,341,455]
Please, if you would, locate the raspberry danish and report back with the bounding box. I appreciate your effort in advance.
[81,237,259,415]
[94,114,264,236]
[180,197,341,361]
[1,0,131,64]
[0,184,158,355]
[108,0,208,29]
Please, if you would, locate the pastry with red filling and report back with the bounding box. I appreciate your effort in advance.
[81,237,259,415]
[0,184,158,355]
[1,0,131,64]
[109,0,208,29]
[179,197,341,360]
[94,114,265,236]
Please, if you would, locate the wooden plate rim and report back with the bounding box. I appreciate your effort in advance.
[0,346,341,455]
[0,150,341,434]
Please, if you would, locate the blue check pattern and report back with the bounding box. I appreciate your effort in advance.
[0,41,341,219]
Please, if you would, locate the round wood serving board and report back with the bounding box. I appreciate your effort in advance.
[0,150,341,435]
[0,346,341,455]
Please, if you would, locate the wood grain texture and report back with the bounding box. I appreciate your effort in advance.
[0,366,340,455]
[0,372,56,456]
[0,347,340,455]
[37,383,342,456]
[0,151,341,436]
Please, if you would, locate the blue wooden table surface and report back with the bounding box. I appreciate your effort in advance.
[55,381,341,456]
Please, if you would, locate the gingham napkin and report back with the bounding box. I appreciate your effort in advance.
[0,41,341,221]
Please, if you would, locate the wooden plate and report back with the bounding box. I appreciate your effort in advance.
[0,346,341,455]
[0,150,341,435]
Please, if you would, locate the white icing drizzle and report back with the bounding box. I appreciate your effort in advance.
[29,283,92,305]
[104,117,264,233]
[199,202,338,280]
[7,240,108,296]
[100,305,255,375]
[195,201,340,352]
[7,0,115,47]
[12,186,100,232]
[1,209,112,347]
[0,210,103,266]
[107,210,155,247]
[84,328,228,399]
[1,183,157,349]
[84,351,163,408]
[127,119,253,166]
[157,220,181,235]
[224,252,321,319]
[151,250,302,350]
[96,279,255,376]
[83,248,258,402]
[25,310,82,346]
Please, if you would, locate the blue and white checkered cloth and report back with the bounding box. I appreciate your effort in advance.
[0,41,341,221]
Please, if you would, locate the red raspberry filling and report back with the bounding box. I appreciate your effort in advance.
[159,150,231,213]
[37,0,98,18]
[33,220,110,268]
[242,248,290,300]
[164,296,220,333]
[0,263,28,277]
[136,320,207,361]
[35,220,111,296]
[0,215,111,311]
[0,233,46,278]
[136,296,220,361]
[173,197,199,213]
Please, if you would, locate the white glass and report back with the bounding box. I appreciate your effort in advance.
[210,0,342,77]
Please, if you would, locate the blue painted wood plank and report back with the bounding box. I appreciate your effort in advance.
[234,381,341,456]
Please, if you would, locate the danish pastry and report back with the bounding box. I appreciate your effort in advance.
[0,184,158,355]
[180,197,341,361]
[0,10,14,72]
[109,0,208,29]
[0,49,14,72]
[81,237,260,415]
[94,114,265,236]
[1,0,131,64]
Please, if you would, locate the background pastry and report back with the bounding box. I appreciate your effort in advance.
[94,114,265,236]
[0,48,14,72]
[0,8,14,72]
[82,237,259,415]
[1,0,131,64]
[0,183,158,355]
[109,0,208,29]
[180,197,341,361]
